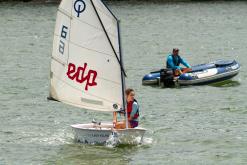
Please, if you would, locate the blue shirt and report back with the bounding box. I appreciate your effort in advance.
[130,102,139,121]
[166,54,191,70]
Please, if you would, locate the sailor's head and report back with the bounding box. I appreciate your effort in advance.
[125,88,135,102]
[172,48,179,56]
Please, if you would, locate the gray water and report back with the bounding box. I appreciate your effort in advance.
[1,1,247,164]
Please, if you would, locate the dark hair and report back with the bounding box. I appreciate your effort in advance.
[125,88,134,96]
[173,48,179,52]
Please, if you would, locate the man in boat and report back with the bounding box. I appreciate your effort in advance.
[126,88,139,128]
[166,48,191,75]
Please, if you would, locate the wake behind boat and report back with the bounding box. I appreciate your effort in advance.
[142,59,240,87]
[49,0,146,145]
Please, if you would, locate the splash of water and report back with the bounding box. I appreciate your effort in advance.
[105,132,120,148]
[105,132,153,148]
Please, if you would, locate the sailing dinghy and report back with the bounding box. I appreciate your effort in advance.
[49,0,146,144]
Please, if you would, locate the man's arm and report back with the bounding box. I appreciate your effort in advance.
[180,57,191,68]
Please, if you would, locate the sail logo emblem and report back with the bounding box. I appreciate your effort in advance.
[74,0,86,18]
[67,63,97,91]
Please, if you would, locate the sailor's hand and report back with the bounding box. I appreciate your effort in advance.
[118,108,125,114]
[178,69,183,75]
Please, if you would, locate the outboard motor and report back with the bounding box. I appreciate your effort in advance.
[160,69,174,87]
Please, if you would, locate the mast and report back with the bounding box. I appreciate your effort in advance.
[117,21,128,129]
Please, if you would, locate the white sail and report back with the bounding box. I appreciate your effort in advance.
[50,0,125,112]
[92,0,120,59]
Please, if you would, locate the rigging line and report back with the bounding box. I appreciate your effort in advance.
[90,0,127,77]
[51,73,121,104]
[58,7,117,38]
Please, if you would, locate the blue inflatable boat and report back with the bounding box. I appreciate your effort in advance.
[142,60,240,86]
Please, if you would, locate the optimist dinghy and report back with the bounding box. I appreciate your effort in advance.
[49,0,146,144]
[142,60,240,87]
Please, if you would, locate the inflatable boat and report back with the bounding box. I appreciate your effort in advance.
[142,60,240,86]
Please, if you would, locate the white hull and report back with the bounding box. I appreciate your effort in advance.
[71,123,146,144]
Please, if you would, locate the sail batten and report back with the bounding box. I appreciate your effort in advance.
[58,8,72,19]
[53,33,117,57]
[50,0,124,112]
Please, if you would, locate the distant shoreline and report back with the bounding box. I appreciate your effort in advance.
[0,0,246,3]
[0,0,246,5]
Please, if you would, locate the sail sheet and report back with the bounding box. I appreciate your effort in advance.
[50,0,125,112]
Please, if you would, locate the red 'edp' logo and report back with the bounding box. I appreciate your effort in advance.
[67,63,97,91]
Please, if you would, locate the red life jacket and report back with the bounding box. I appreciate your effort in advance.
[127,99,139,120]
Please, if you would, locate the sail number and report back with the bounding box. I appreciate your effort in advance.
[59,25,68,55]
[67,63,97,91]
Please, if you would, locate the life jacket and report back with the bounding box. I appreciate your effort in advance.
[166,54,182,69]
[127,99,139,120]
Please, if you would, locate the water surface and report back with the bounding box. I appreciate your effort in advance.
[0,1,247,164]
